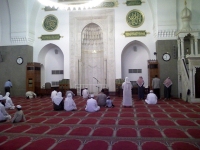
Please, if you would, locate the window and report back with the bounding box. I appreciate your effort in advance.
[52,81,59,86]
[52,70,63,74]
[129,69,142,73]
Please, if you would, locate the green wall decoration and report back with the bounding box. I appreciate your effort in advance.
[126,0,143,6]
[126,9,144,28]
[39,34,63,40]
[43,14,58,32]
[124,30,149,37]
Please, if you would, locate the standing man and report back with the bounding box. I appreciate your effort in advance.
[163,77,173,100]
[4,80,12,95]
[152,75,160,99]
[122,77,133,107]
[136,76,145,100]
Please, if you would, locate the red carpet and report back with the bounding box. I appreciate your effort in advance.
[0,96,199,149]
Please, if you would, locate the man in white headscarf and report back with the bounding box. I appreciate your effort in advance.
[4,92,15,109]
[26,91,37,99]
[51,90,57,102]
[145,90,157,104]
[0,95,11,122]
[85,94,100,112]
[82,87,89,99]
[122,77,133,107]
[52,91,64,111]
[64,93,77,111]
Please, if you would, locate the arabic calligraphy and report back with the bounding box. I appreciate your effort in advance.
[43,15,58,32]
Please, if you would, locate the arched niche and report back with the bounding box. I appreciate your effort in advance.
[38,43,64,88]
[121,40,150,87]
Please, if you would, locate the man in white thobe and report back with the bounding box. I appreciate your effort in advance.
[85,94,100,112]
[82,88,89,99]
[64,93,77,111]
[0,95,11,122]
[122,77,133,107]
[3,92,15,109]
[145,90,157,104]
[26,91,37,99]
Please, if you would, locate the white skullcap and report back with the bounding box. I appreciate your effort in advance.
[90,94,94,98]
[16,105,22,109]
[150,90,153,93]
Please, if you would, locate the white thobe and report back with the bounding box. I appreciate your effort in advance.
[26,91,36,98]
[122,82,133,106]
[145,93,157,104]
[64,97,77,111]
[82,89,89,99]
[85,98,100,112]
[4,97,15,109]
[0,103,11,121]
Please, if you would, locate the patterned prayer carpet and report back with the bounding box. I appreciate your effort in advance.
[0,96,200,150]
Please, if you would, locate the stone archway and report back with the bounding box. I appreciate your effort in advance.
[121,40,150,87]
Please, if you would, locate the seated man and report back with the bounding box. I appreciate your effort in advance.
[64,93,77,111]
[145,90,157,104]
[105,96,115,108]
[0,95,11,122]
[85,94,100,112]
[52,92,64,111]
[4,92,15,109]
[51,90,57,101]
[82,87,89,99]
[66,90,75,98]
[96,91,107,107]
[26,91,37,99]
[11,105,26,123]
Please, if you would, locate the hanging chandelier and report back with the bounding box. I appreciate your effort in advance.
[38,0,104,10]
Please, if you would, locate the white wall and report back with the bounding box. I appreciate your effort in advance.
[115,0,156,80]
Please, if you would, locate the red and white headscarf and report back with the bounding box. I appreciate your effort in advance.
[137,76,144,87]
[163,77,173,88]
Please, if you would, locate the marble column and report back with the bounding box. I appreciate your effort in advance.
[180,37,185,58]
[190,37,194,55]
[177,39,181,59]
[194,37,198,55]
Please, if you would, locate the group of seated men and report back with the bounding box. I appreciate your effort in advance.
[50,88,114,112]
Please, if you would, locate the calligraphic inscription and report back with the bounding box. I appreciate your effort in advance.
[43,15,58,32]
[126,0,142,6]
[124,31,148,37]
[126,9,144,28]
[40,34,62,40]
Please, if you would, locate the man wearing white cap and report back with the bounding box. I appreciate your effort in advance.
[82,87,89,99]
[145,90,158,104]
[85,94,100,112]
[0,95,11,122]
[11,105,26,123]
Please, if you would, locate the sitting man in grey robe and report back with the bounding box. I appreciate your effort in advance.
[96,91,107,107]
[11,105,26,123]
[0,95,11,122]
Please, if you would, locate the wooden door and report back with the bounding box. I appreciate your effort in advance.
[195,68,200,98]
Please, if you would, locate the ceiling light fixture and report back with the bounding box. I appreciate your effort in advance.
[38,0,104,10]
